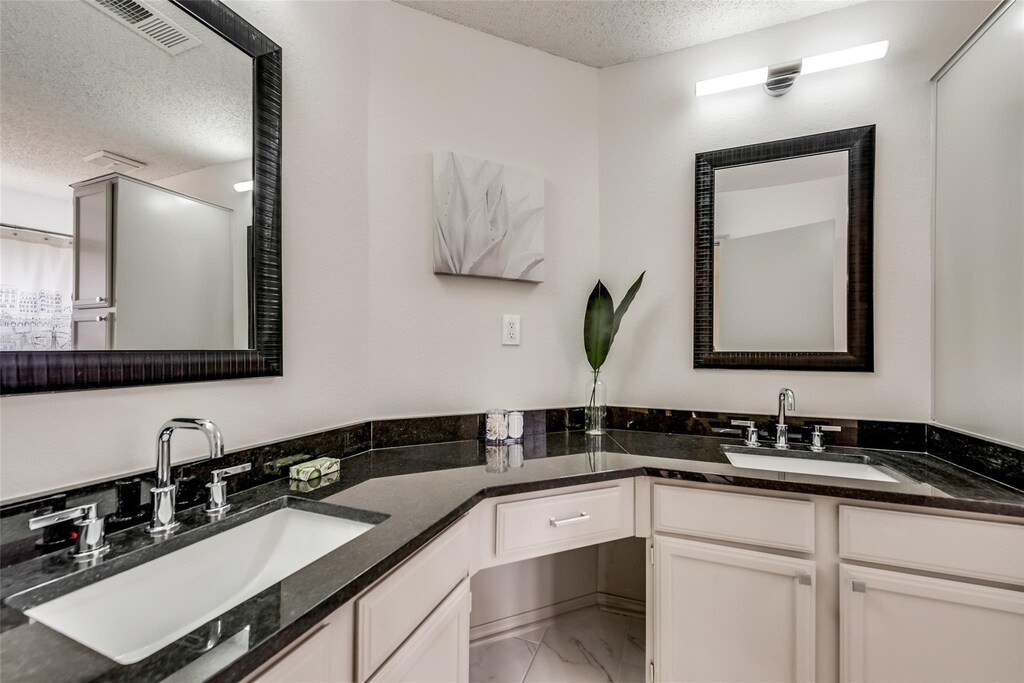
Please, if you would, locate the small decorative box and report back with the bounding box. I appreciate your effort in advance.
[289,456,340,482]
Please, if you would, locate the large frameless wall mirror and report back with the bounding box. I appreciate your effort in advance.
[693,126,874,371]
[0,0,282,394]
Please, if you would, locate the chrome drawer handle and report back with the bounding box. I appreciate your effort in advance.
[550,512,590,527]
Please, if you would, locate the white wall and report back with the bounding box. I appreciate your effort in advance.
[470,547,598,628]
[933,0,1024,447]
[0,1,601,501]
[0,1,1002,501]
[364,2,599,419]
[0,186,72,234]
[113,177,235,349]
[717,221,837,352]
[597,0,995,421]
[715,173,848,348]
[158,159,254,348]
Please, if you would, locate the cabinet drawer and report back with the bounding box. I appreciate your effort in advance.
[357,517,470,681]
[495,484,633,560]
[839,506,1024,585]
[653,485,815,552]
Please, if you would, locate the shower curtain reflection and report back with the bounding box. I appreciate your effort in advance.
[0,227,74,351]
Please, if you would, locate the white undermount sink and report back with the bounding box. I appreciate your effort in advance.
[725,450,898,482]
[24,508,375,664]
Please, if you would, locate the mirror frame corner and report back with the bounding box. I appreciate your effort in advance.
[693,125,875,372]
[0,0,283,396]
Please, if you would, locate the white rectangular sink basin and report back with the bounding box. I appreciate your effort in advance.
[25,508,374,664]
[725,451,898,482]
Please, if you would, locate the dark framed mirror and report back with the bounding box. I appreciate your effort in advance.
[0,0,282,395]
[693,125,874,371]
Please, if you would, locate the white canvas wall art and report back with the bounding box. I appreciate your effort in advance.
[433,151,545,282]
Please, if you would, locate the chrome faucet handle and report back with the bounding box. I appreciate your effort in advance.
[731,420,760,447]
[810,425,842,453]
[206,463,251,515]
[29,503,109,560]
[775,423,790,449]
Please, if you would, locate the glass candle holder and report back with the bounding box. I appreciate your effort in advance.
[485,409,509,443]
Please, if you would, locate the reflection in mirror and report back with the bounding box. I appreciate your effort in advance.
[0,0,253,352]
[713,152,848,352]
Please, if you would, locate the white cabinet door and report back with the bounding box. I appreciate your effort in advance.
[357,518,470,681]
[840,564,1024,683]
[369,578,471,683]
[249,601,354,683]
[653,536,816,683]
[72,179,114,308]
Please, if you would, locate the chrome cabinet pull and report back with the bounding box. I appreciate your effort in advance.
[549,512,590,527]
[851,579,867,593]
[796,572,813,586]
[72,314,110,324]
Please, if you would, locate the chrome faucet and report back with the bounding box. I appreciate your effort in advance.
[775,388,796,449]
[148,418,224,535]
[30,502,109,561]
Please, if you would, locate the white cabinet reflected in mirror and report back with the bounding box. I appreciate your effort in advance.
[0,0,253,352]
[713,152,849,353]
[694,126,874,372]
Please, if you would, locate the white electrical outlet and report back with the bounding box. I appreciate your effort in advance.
[502,314,520,346]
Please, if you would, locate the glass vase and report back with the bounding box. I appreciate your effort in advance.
[585,370,607,435]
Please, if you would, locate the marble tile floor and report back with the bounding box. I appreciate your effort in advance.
[470,606,645,683]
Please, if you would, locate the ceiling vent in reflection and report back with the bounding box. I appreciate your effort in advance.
[83,150,146,173]
[84,0,203,56]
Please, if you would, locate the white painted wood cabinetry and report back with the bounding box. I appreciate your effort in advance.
[356,518,470,681]
[838,506,1024,683]
[652,531,816,683]
[247,602,354,683]
[839,564,1024,683]
[368,578,471,683]
[245,482,1024,683]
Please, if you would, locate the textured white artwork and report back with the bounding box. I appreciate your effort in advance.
[433,151,544,282]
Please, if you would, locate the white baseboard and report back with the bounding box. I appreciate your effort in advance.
[469,592,645,645]
[470,594,597,644]
[596,592,645,618]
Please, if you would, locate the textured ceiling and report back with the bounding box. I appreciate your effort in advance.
[0,0,252,199]
[396,0,867,68]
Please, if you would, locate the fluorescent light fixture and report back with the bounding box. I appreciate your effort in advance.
[802,41,889,75]
[695,40,889,97]
[695,66,770,97]
[233,180,253,192]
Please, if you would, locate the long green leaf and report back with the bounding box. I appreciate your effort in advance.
[583,281,614,370]
[610,271,645,343]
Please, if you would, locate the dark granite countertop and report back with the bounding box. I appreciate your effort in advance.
[1,430,1021,683]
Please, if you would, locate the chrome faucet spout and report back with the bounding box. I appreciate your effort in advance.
[149,418,225,535]
[155,419,224,488]
[775,389,796,449]
[776,388,795,426]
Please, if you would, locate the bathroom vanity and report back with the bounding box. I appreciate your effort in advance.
[244,469,1023,683]
[6,428,1017,683]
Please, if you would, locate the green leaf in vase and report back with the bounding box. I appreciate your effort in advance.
[583,271,645,372]
[611,271,645,341]
[584,281,614,371]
